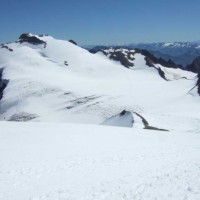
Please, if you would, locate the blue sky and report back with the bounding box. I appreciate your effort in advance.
[0,0,200,45]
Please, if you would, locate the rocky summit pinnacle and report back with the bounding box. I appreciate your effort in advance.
[18,33,46,46]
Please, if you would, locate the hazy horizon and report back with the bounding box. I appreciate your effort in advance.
[1,0,200,45]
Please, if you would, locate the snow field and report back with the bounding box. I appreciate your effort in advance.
[0,122,200,200]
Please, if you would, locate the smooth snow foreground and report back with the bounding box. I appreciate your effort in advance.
[0,122,200,200]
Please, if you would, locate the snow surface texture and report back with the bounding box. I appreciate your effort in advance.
[0,122,200,200]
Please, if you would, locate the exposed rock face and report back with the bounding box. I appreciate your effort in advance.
[18,33,46,46]
[157,67,168,81]
[68,39,77,45]
[0,68,9,100]
[197,73,200,95]
[1,45,13,52]
[135,49,181,69]
[98,48,135,68]
[186,56,200,73]
[133,112,169,131]
[110,50,134,68]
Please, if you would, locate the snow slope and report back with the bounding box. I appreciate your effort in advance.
[0,122,200,200]
[0,34,199,132]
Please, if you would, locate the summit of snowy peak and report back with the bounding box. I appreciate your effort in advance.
[19,33,50,39]
[18,33,47,46]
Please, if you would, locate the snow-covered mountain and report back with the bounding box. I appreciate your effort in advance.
[1,34,200,200]
[0,33,199,131]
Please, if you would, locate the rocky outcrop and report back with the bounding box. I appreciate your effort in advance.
[68,39,77,45]
[18,33,46,47]
[186,56,200,74]
[133,112,169,131]
[157,67,168,81]
[0,68,9,100]
[110,50,134,68]
[197,73,200,95]
[135,49,181,69]
[96,48,135,68]
[1,45,13,52]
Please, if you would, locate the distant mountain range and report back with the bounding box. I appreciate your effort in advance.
[86,42,200,68]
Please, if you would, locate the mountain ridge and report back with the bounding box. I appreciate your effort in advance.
[0,34,199,132]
